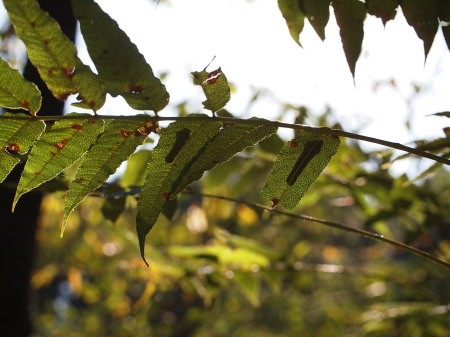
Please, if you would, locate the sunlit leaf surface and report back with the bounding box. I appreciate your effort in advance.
[262,131,340,209]
[0,58,42,115]
[0,113,45,182]
[13,113,105,209]
[63,118,158,235]
[3,0,106,110]
[137,115,222,264]
[73,0,169,112]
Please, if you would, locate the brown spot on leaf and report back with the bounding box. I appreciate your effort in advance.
[331,134,339,139]
[271,198,280,208]
[71,124,83,131]
[88,120,96,124]
[50,151,56,156]
[43,40,50,46]
[289,141,298,147]
[54,143,63,151]
[7,143,20,152]
[128,84,143,93]
[120,130,132,137]
[22,101,30,108]
[89,101,96,108]
[134,121,158,137]
[57,92,71,101]
[30,21,36,28]
[205,69,222,85]
[34,171,40,175]
[76,178,85,184]
[61,138,70,145]
[63,67,75,79]
[162,192,171,200]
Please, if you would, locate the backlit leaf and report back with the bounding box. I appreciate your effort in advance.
[172,118,278,195]
[0,113,45,182]
[299,0,330,40]
[0,58,42,115]
[332,0,366,77]
[136,115,222,265]
[63,118,158,234]
[400,0,439,58]
[192,68,230,114]
[13,114,105,209]
[73,0,169,112]
[3,0,106,110]
[262,131,340,209]
[278,0,305,46]
[366,0,398,26]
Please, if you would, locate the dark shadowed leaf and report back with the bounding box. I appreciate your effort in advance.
[400,0,439,58]
[366,0,399,26]
[299,0,330,40]
[332,0,366,77]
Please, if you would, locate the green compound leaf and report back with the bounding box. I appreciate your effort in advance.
[299,0,330,41]
[62,118,158,235]
[3,0,106,110]
[332,0,366,78]
[0,113,45,182]
[278,0,305,46]
[192,68,231,114]
[13,114,105,209]
[401,0,439,58]
[172,118,278,195]
[137,115,222,265]
[366,0,399,26]
[262,131,340,210]
[0,58,42,115]
[73,0,169,112]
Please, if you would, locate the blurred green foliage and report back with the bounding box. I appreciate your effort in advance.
[29,107,450,337]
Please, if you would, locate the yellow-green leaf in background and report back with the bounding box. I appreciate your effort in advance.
[192,67,230,114]
[332,0,366,78]
[62,118,158,235]
[400,0,439,58]
[0,58,42,115]
[120,149,152,188]
[136,115,222,265]
[299,0,330,41]
[278,0,305,46]
[3,0,106,111]
[72,0,170,113]
[262,131,340,210]
[13,114,105,209]
[0,113,45,182]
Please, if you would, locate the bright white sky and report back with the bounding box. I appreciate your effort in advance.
[86,0,450,148]
[1,0,449,169]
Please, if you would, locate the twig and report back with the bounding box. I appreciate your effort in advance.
[2,114,449,166]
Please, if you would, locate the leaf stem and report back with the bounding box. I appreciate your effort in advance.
[2,114,449,166]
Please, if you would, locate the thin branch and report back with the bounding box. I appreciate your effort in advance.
[2,114,449,166]
[183,191,450,271]
[89,187,450,270]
